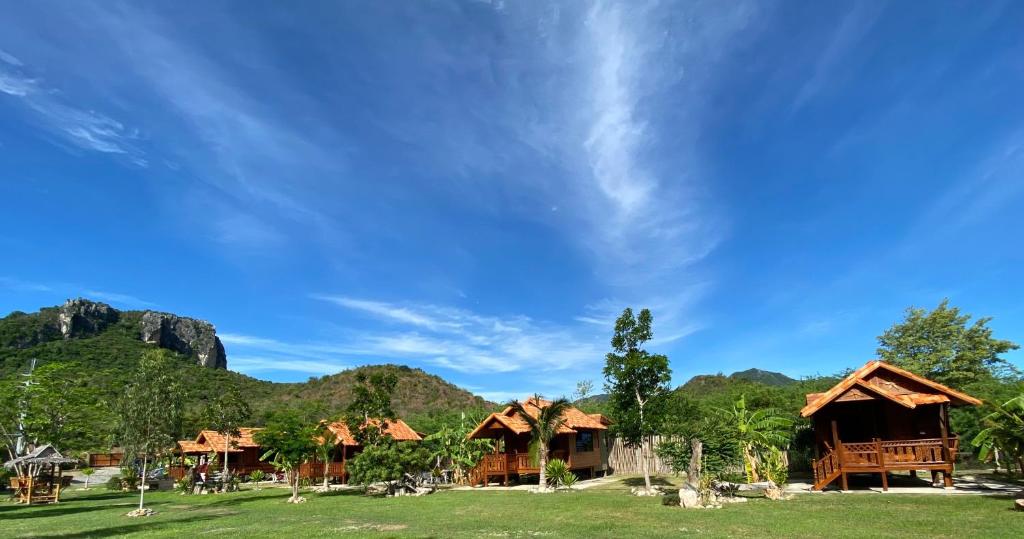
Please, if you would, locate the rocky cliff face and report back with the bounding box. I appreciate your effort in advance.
[59,298,119,338]
[140,311,227,369]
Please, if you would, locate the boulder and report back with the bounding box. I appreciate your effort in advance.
[59,299,119,338]
[1015,499,1024,512]
[678,485,701,508]
[140,311,227,369]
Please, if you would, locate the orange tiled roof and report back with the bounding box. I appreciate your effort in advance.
[195,427,264,452]
[468,396,608,439]
[800,360,981,417]
[177,440,212,454]
[327,418,422,446]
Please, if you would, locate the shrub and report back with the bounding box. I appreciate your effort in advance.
[761,446,788,486]
[105,476,123,491]
[543,459,577,488]
[175,476,194,494]
[248,470,266,484]
[661,492,680,506]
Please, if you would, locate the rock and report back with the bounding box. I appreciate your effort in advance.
[126,508,156,517]
[59,299,119,338]
[140,311,226,369]
[678,485,701,508]
[1015,499,1024,512]
[631,486,663,496]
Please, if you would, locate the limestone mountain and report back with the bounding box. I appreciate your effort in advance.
[0,300,493,436]
[1,298,226,369]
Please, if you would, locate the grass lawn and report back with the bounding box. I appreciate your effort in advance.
[3,477,1021,538]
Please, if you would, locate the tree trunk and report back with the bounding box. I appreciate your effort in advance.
[538,441,548,489]
[638,399,651,491]
[687,439,703,488]
[291,468,300,502]
[139,458,147,510]
[84,475,90,489]
[323,454,330,489]
[223,434,231,488]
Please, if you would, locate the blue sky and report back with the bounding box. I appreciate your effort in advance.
[1,1,1022,402]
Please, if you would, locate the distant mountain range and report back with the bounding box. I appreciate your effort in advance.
[575,368,798,408]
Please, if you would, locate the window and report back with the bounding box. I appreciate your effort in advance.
[575,431,594,453]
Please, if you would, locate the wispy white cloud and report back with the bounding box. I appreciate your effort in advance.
[309,295,605,376]
[82,289,156,309]
[790,3,884,114]
[0,276,53,293]
[0,55,144,161]
[229,355,349,377]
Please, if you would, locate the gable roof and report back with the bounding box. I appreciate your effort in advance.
[195,428,263,452]
[177,440,214,454]
[800,360,982,417]
[4,444,78,469]
[326,418,422,446]
[468,396,608,439]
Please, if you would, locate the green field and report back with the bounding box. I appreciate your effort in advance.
[3,477,1022,539]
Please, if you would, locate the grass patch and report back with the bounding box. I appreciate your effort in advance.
[3,478,1022,538]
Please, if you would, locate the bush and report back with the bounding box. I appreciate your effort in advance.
[543,459,577,488]
[248,470,266,484]
[761,446,788,486]
[347,440,431,485]
[175,476,194,494]
[105,476,123,491]
[662,492,680,506]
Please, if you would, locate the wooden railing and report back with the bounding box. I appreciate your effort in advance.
[841,437,957,468]
[298,461,346,480]
[812,450,841,488]
[812,437,959,490]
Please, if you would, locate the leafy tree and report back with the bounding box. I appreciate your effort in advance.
[81,466,95,489]
[346,371,398,447]
[972,394,1024,474]
[573,380,594,401]
[202,386,251,484]
[346,438,431,488]
[508,395,571,491]
[877,299,1019,388]
[423,419,494,484]
[115,350,186,511]
[603,307,672,492]
[255,409,319,503]
[717,395,792,483]
[313,421,339,488]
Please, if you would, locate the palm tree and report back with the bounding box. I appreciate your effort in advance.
[973,394,1024,474]
[718,395,792,483]
[508,395,572,490]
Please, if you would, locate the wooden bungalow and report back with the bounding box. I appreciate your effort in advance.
[171,428,276,480]
[467,397,611,486]
[802,360,982,491]
[301,418,423,484]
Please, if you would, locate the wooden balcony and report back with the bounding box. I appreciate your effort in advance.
[812,437,959,491]
[470,450,571,486]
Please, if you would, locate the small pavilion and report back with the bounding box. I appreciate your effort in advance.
[4,445,78,504]
[802,360,981,491]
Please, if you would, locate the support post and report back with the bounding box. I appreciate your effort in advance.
[831,420,847,490]
[939,402,953,488]
[876,439,887,491]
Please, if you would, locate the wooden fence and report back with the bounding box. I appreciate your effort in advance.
[605,435,681,475]
[605,435,792,477]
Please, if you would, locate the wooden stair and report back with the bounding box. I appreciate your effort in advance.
[812,449,842,491]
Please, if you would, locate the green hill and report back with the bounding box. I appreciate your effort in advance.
[0,300,495,443]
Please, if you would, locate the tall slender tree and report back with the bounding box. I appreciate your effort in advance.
[345,370,398,447]
[603,308,672,493]
[202,386,251,486]
[115,350,185,512]
[508,395,571,491]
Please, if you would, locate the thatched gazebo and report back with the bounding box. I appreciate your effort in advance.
[4,445,78,504]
